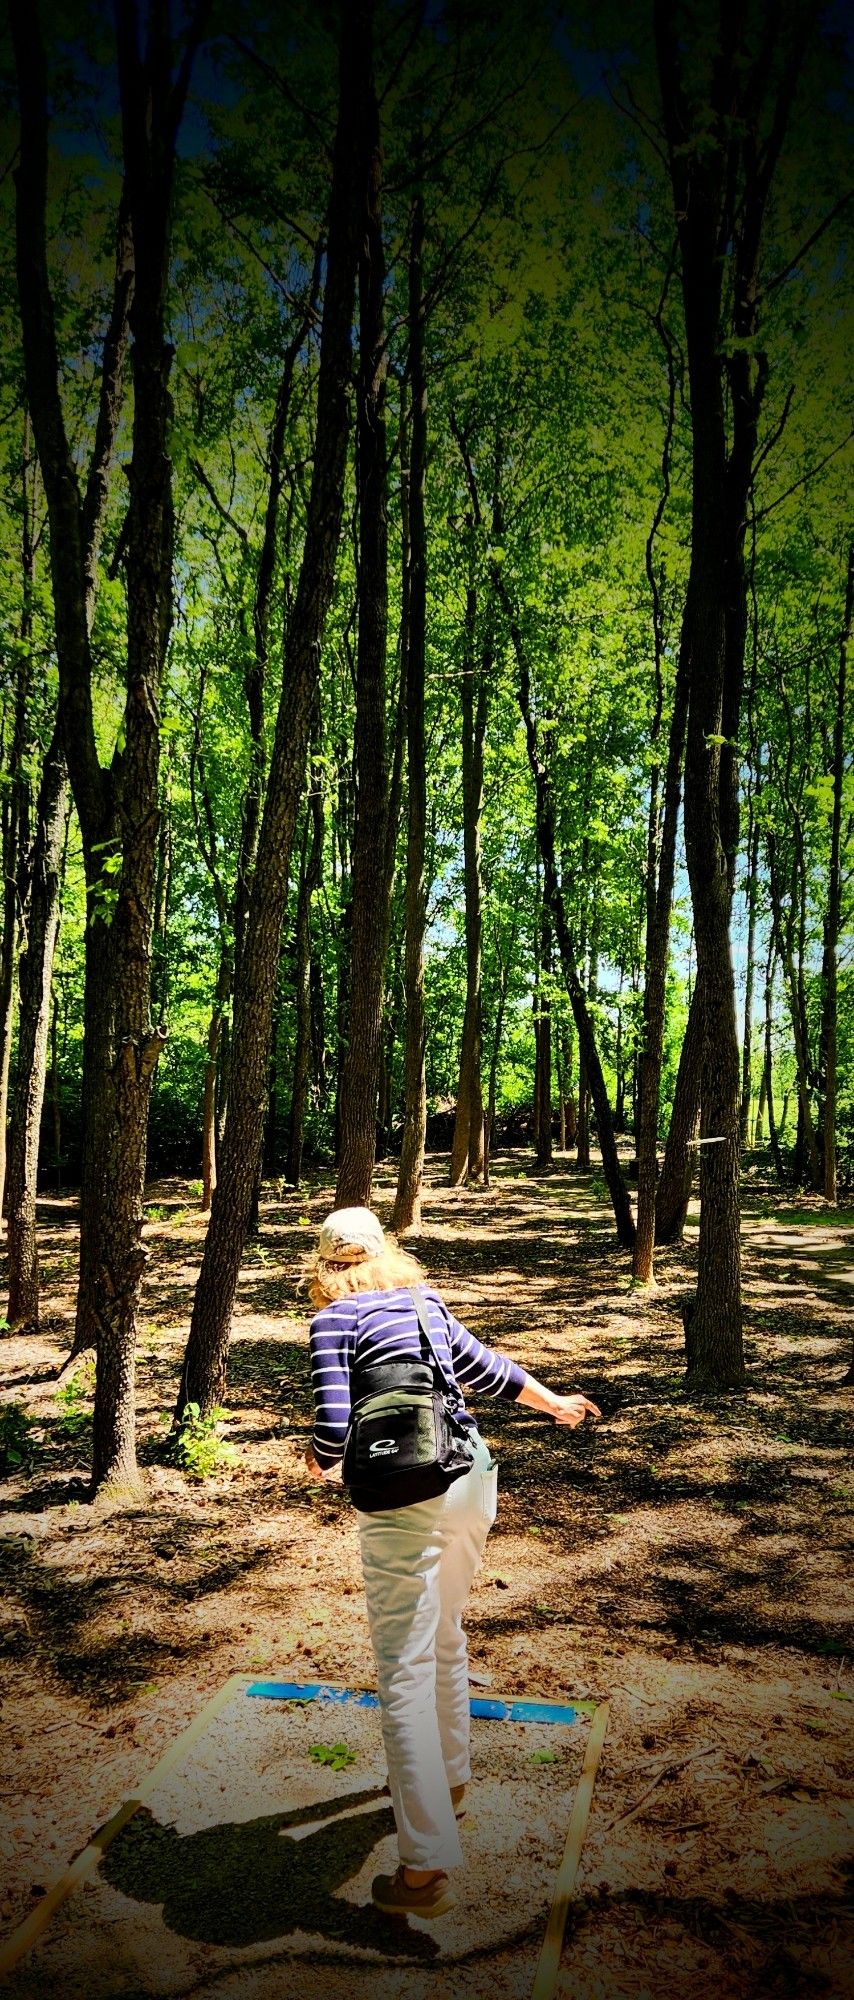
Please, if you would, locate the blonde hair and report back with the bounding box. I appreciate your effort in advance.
[307,1234,425,1310]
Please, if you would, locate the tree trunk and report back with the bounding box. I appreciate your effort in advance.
[484,943,512,1183]
[89,7,200,1490]
[817,544,851,1205]
[653,0,804,1387]
[764,949,784,1185]
[335,56,390,1210]
[6,729,68,1329]
[655,977,702,1243]
[513,612,635,1248]
[288,760,324,1187]
[450,581,488,1187]
[11,3,150,1460]
[0,415,36,1217]
[767,835,822,1189]
[534,906,552,1165]
[753,1058,767,1146]
[178,12,368,1414]
[633,626,690,1281]
[739,793,760,1143]
[393,195,428,1234]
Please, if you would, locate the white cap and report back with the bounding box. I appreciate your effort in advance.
[316,1206,386,1263]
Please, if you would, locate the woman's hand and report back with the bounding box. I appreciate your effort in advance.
[304,1445,329,1479]
[517,1376,601,1425]
[548,1393,601,1427]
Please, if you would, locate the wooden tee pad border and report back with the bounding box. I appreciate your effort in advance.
[0,1673,608,1993]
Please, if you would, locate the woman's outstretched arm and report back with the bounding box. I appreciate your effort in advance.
[515,1376,601,1426]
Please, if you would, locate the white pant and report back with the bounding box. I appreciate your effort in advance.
[357,1432,498,1870]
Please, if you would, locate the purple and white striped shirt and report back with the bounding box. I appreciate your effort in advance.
[309,1285,527,1470]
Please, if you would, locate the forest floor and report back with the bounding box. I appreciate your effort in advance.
[1,1153,852,2000]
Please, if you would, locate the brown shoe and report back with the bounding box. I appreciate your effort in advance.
[450,1782,467,1819]
[371,1866,455,1918]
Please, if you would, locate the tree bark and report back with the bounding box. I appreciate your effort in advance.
[449,572,488,1187]
[335,53,391,1209]
[392,195,429,1234]
[817,544,852,1205]
[178,9,369,1414]
[10,1,166,1483]
[654,0,805,1384]
[287,757,324,1187]
[739,796,760,1143]
[633,628,690,1279]
[763,946,784,1185]
[655,977,702,1243]
[534,905,553,1165]
[512,611,635,1248]
[0,416,36,1217]
[6,729,68,1328]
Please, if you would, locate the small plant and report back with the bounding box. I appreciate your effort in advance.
[530,1749,556,1764]
[173,1402,237,1479]
[145,1204,168,1223]
[308,1742,357,1771]
[0,1402,35,1472]
[54,1374,92,1439]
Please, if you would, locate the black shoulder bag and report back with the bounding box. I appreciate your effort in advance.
[342,1286,476,1512]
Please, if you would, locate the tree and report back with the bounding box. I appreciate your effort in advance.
[655,0,813,1388]
[335,46,393,1209]
[11,0,204,1484]
[178,1,371,1414]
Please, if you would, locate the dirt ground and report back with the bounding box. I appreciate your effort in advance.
[1,1154,853,1999]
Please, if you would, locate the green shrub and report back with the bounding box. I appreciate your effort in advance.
[54,1373,92,1439]
[173,1402,237,1479]
[0,1402,35,1472]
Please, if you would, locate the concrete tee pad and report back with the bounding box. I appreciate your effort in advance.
[3,1679,595,2000]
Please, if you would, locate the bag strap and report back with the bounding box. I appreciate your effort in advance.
[409,1287,462,1408]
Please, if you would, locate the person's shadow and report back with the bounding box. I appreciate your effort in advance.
[103,1787,439,1962]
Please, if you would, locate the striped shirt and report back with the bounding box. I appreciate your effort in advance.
[309,1285,527,1470]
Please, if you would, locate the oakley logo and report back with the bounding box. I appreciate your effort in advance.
[369,1438,399,1456]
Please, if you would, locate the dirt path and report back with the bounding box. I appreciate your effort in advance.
[1,1157,852,1998]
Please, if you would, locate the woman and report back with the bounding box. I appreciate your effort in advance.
[304,1204,601,1920]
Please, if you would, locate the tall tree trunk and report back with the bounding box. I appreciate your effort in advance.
[739,796,760,1142]
[178,11,368,1414]
[753,1055,767,1146]
[764,946,784,1185]
[0,415,36,1216]
[534,906,552,1165]
[817,544,851,1205]
[6,730,68,1328]
[335,58,390,1209]
[767,832,822,1188]
[654,0,804,1385]
[633,630,690,1280]
[11,2,155,1467]
[89,6,203,1490]
[655,977,702,1243]
[393,195,428,1234]
[484,939,512,1183]
[288,759,324,1187]
[513,613,635,1248]
[449,582,488,1186]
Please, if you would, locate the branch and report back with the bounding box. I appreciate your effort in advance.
[751,383,795,481]
[81,187,134,619]
[761,190,854,300]
[9,0,108,841]
[753,427,854,523]
[189,457,250,549]
[226,33,333,163]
